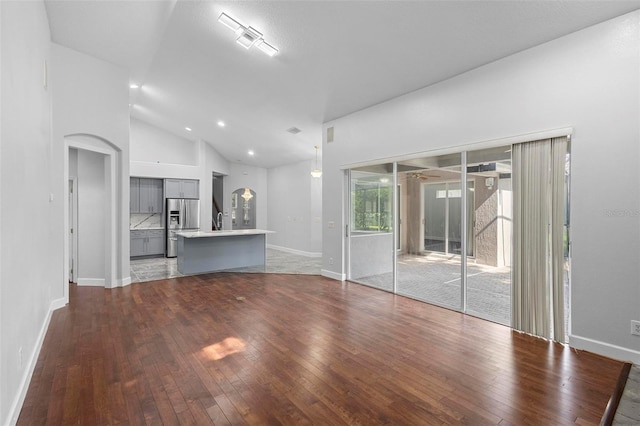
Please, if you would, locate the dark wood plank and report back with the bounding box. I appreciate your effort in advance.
[600,362,632,426]
[17,274,623,425]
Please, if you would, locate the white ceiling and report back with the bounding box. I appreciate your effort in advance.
[44,0,640,169]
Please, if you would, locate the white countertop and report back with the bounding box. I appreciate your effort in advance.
[130,213,163,230]
[176,229,274,238]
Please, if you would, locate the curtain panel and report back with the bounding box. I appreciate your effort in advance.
[512,137,567,341]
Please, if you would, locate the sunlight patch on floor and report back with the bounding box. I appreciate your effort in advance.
[201,337,247,361]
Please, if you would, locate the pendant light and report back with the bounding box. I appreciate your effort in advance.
[310,145,322,178]
[241,187,253,201]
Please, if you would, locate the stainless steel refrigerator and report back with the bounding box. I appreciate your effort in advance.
[166,198,200,257]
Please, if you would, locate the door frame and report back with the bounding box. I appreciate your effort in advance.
[69,178,78,283]
[420,179,475,256]
[64,134,122,303]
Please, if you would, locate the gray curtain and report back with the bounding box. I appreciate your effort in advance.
[512,137,567,341]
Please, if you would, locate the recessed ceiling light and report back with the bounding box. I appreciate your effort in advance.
[217,121,225,127]
[185,127,192,132]
[129,83,139,89]
[248,150,254,156]
[217,12,278,56]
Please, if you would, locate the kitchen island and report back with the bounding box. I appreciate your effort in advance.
[175,229,274,275]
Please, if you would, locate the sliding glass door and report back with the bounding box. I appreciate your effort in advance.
[465,146,512,325]
[347,140,568,333]
[388,148,512,323]
[395,154,463,311]
[422,181,474,256]
[348,164,394,292]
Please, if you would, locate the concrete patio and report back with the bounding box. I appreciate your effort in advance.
[353,253,511,325]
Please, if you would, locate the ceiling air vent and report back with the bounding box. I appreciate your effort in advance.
[286,127,301,135]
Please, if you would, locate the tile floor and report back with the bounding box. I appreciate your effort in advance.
[352,252,570,333]
[130,248,322,283]
[352,253,512,325]
[614,364,640,424]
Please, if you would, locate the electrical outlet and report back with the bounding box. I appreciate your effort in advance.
[631,320,640,336]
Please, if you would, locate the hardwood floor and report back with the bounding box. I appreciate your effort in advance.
[19,273,622,425]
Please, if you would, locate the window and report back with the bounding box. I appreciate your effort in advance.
[351,174,393,233]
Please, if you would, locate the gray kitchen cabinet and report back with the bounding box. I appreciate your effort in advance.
[181,179,199,198]
[130,229,165,257]
[164,179,182,198]
[130,177,163,213]
[165,179,199,199]
[130,230,146,257]
[139,178,163,213]
[130,178,140,213]
[146,230,165,255]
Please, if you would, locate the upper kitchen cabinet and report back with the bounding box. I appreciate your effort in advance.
[140,178,163,212]
[130,178,163,213]
[130,177,140,213]
[165,179,199,199]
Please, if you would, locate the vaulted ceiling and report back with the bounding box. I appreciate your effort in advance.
[44,0,640,168]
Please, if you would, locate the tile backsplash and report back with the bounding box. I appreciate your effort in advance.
[130,213,162,229]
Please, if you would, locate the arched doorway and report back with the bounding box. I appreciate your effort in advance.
[63,134,126,301]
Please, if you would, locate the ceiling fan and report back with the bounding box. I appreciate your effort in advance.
[408,172,441,180]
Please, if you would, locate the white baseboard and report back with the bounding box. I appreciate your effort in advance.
[569,334,640,364]
[118,276,132,287]
[6,297,66,426]
[50,296,67,311]
[76,277,105,287]
[267,244,322,258]
[321,269,346,281]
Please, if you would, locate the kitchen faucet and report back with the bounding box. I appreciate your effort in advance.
[217,212,223,230]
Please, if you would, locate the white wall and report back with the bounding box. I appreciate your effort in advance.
[322,11,640,362]
[51,43,131,290]
[77,149,106,284]
[199,141,230,231]
[130,118,198,166]
[0,2,58,424]
[267,159,322,255]
[225,163,268,231]
[130,119,230,231]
